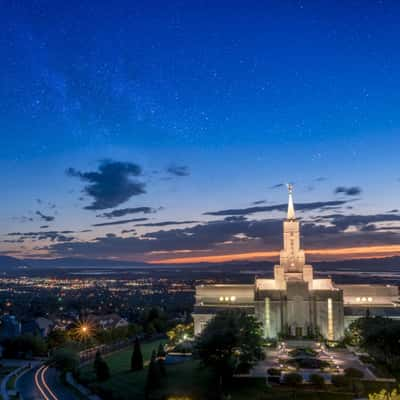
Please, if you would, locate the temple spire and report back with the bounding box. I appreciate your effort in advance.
[287,183,296,220]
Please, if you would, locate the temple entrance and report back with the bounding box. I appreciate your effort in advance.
[295,326,303,337]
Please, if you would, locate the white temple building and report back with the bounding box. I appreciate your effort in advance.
[193,186,399,341]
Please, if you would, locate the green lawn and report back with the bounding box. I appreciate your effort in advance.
[79,339,166,399]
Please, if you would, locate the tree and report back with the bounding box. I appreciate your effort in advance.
[141,307,168,336]
[167,323,194,346]
[283,373,303,387]
[157,343,166,359]
[369,387,400,400]
[345,317,400,369]
[47,329,69,349]
[51,347,79,373]
[331,374,350,388]
[2,334,47,358]
[195,310,263,386]
[309,373,325,388]
[94,351,110,382]
[131,337,144,371]
[145,350,162,399]
[344,367,364,379]
[158,356,166,377]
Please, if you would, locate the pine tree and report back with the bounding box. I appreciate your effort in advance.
[157,343,166,359]
[158,357,166,377]
[131,337,144,371]
[94,351,110,382]
[145,350,161,399]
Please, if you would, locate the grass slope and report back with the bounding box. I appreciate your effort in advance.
[79,339,166,399]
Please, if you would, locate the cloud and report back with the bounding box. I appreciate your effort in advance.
[92,218,148,227]
[121,229,136,234]
[315,177,327,182]
[318,213,400,231]
[67,160,146,210]
[2,238,25,244]
[204,200,349,216]
[166,165,190,177]
[36,211,55,222]
[135,220,199,227]
[14,216,34,223]
[269,183,285,189]
[252,200,267,205]
[96,207,155,218]
[40,225,49,229]
[45,218,280,257]
[43,208,400,260]
[7,230,74,242]
[334,186,362,196]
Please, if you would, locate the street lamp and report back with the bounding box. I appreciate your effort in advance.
[73,321,93,341]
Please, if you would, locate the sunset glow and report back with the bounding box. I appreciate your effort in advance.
[153,245,400,264]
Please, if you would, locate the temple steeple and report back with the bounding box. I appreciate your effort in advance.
[287,183,296,220]
[273,183,313,285]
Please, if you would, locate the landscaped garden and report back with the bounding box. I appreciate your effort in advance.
[75,314,400,400]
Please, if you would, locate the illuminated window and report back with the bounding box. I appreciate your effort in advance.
[219,296,224,302]
[362,297,367,302]
[368,297,373,302]
[356,297,361,302]
[230,296,236,302]
[225,296,229,301]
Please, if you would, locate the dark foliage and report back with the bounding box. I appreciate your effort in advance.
[195,310,264,386]
[94,351,110,382]
[283,373,303,386]
[309,373,325,387]
[145,350,162,399]
[131,337,144,371]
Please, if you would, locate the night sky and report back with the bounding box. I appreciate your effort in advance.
[1,1,400,263]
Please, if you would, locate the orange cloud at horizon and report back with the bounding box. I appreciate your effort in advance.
[151,244,400,264]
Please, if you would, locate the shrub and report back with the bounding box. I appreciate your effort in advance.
[331,374,350,388]
[309,373,325,387]
[287,357,329,369]
[267,368,281,376]
[289,347,317,358]
[344,367,364,379]
[236,362,252,374]
[359,354,374,364]
[283,373,303,387]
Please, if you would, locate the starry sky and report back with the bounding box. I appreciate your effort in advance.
[1,0,400,263]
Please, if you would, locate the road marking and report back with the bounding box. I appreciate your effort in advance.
[41,366,59,400]
[34,366,51,400]
[34,365,59,400]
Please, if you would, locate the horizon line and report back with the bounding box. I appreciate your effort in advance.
[150,244,400,264]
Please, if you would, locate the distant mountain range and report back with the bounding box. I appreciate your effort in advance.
[0,256,148,270]
[0,255,400,271]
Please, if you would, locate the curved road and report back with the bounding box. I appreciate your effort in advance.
[18,365,79,400]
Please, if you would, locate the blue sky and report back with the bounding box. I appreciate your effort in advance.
[1,1,400,262]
